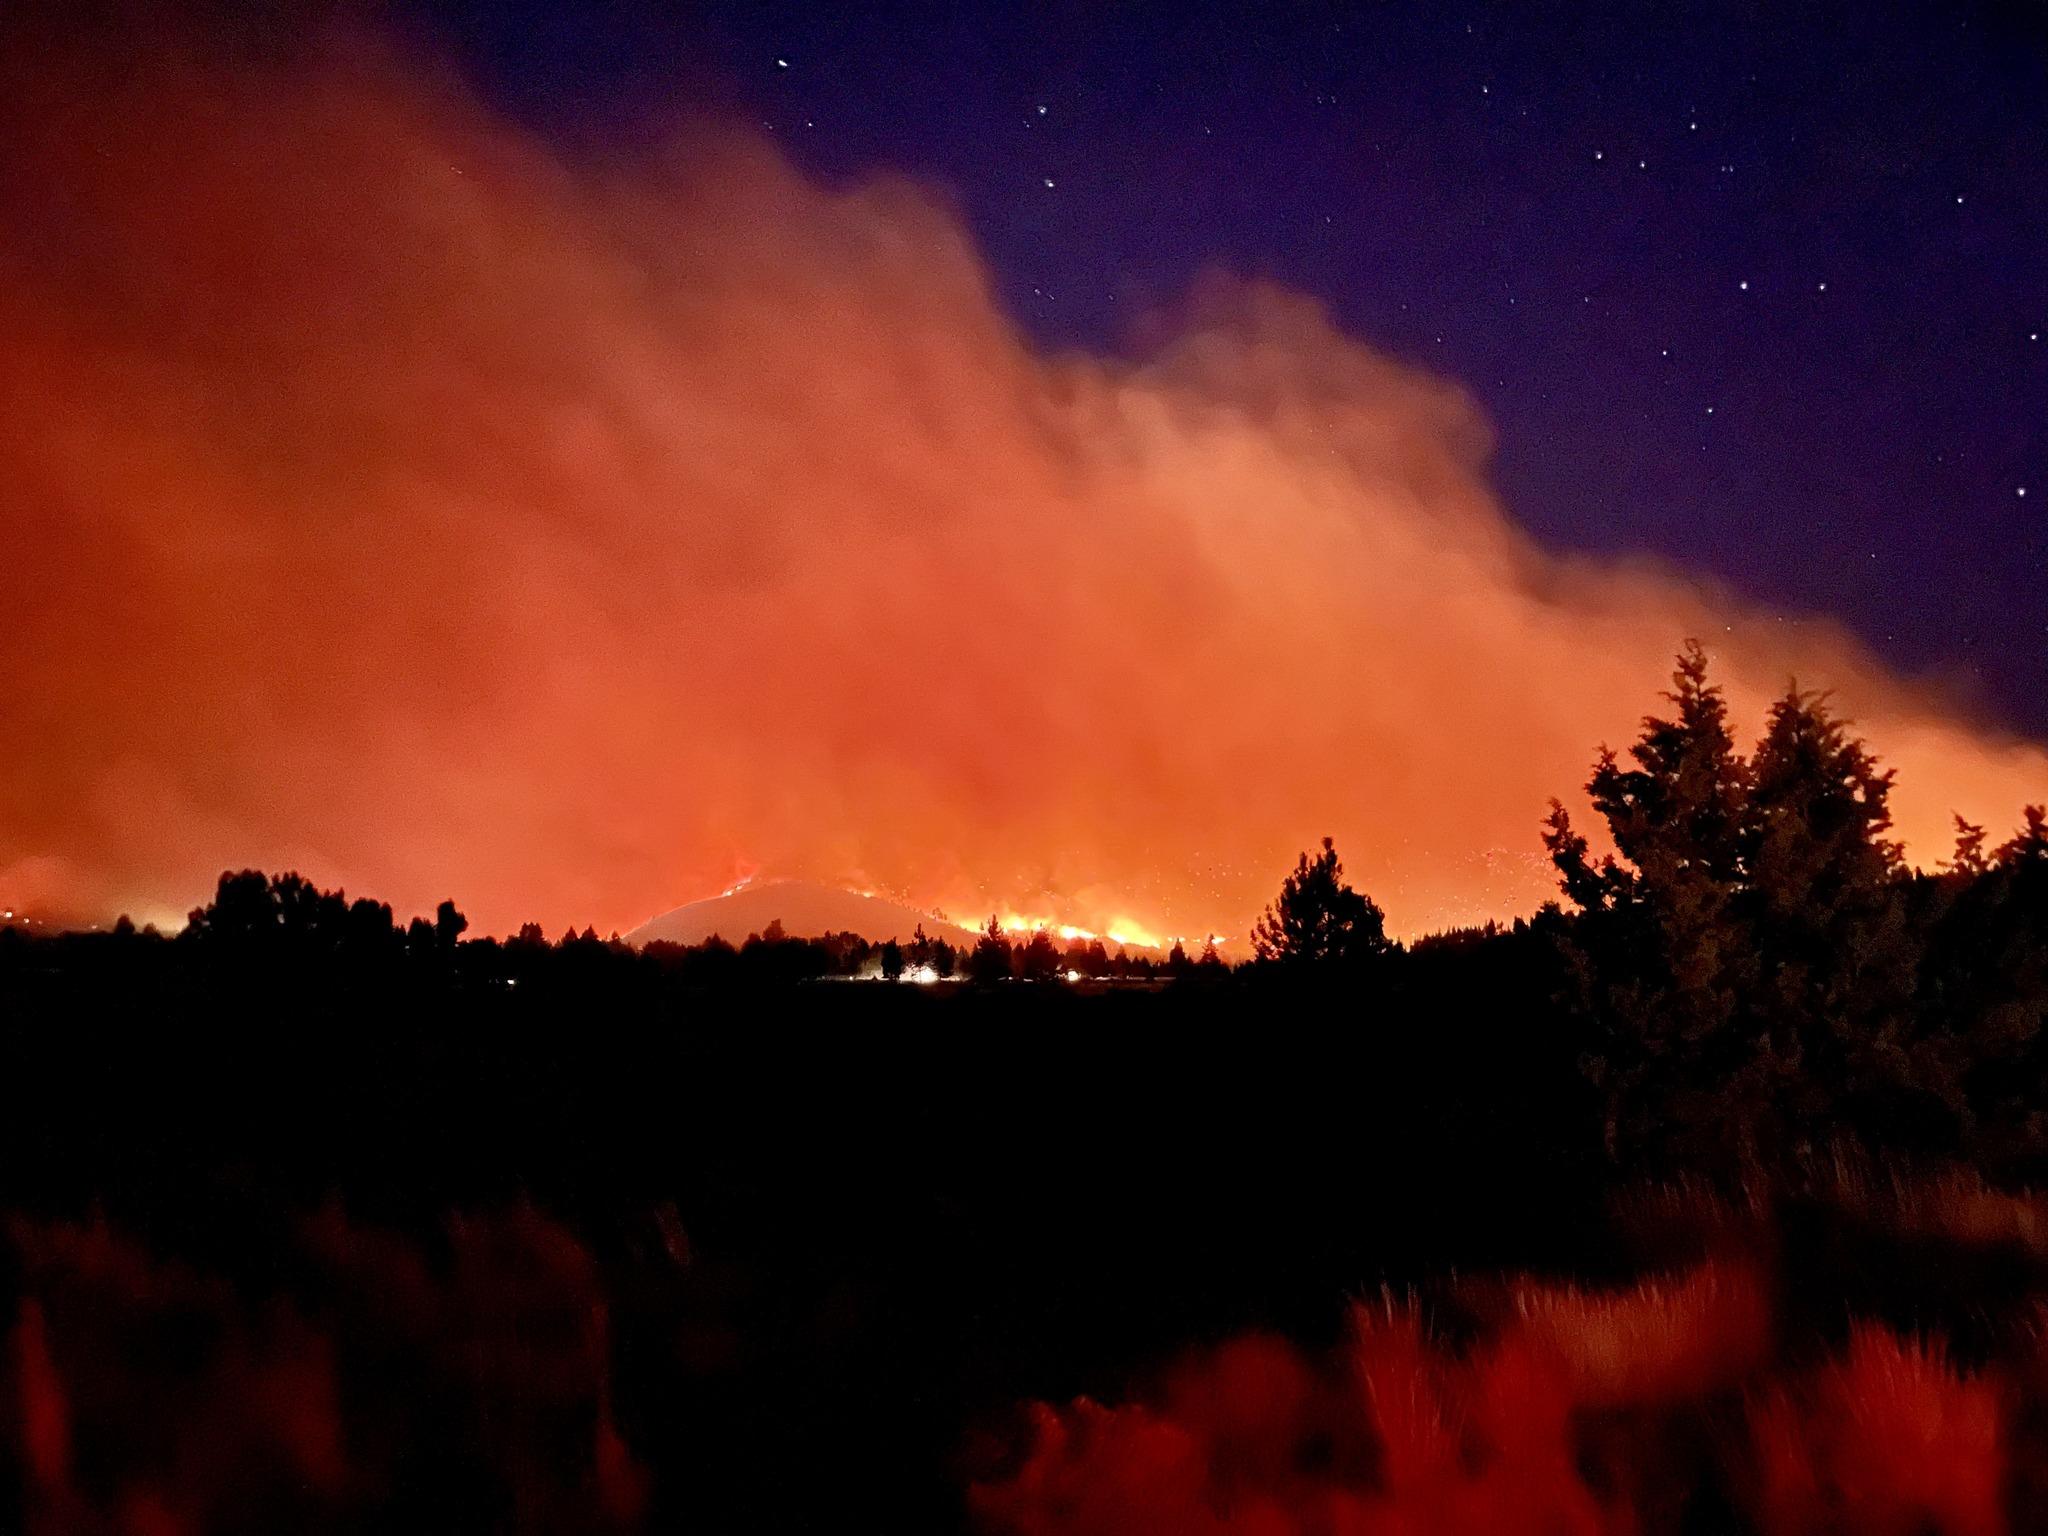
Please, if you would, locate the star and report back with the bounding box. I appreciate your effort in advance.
[1739,280,1749,291]
[1043,177,1055,188]
[775,57,789,68]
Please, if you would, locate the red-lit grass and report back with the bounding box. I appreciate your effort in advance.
[7,1208,645,1534]
[975,1270,2028,1536]
[1497,1257,1772,1408]
[973,1301,1634,1536]
[1745,1325,2007,1536]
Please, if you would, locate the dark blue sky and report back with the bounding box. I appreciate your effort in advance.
[408,0,2046,737]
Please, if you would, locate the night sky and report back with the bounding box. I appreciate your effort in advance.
[414,0,2047,736]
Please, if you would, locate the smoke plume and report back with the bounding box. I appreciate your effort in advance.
[2,22,2041,938]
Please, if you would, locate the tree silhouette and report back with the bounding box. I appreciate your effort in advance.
[1998,804,2047,868]
[1251,838,1390,967]
[186,869,286,943]
[434,899,468,951]
[1918,803,2048,1163]
[1544,648,1950,1171]
[968,917,1012,984]
[1018,928,1061,982]
[1743,685,1921,1148]
[1949,816,1991,880]
[1544,643,1755,1165]
[879,939,904,980]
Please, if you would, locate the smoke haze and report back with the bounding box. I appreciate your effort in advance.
[3,22,2042,939]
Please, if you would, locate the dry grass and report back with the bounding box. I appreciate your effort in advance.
[1746,1326,2008,1536]
[1500,1257,1772,1407]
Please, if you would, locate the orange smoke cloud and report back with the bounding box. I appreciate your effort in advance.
[1,23,2042,938]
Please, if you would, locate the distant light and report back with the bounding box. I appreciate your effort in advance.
[1043,177,1056,188]
[907,964,938,985]
[776,57,789,68]
[1064,969,1081,983]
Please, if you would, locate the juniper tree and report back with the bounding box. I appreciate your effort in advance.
[1544,643,1756,1168]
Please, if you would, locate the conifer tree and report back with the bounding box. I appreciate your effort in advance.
[1251,838,1390,967]
[1544,643,1757,1167]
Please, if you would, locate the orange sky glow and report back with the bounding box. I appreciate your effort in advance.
[2,28,2043,941]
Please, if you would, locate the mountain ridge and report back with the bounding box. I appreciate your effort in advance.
[625,880,982,950]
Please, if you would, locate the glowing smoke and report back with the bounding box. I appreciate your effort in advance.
[0,21,2041,938]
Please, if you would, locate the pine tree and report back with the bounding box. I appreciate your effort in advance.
[1018,927,1061,981]
[968,916,1012,984]
[1545,649,1945,1171]
[1743,685,1924,1151]
[1251,838,1390,967]
[1544,644,1757,1168]
[2000,805,2048,869]
[1949,816,1991,880]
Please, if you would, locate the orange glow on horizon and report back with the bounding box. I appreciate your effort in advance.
[0,26,2042,943]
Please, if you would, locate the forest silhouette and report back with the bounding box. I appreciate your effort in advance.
[1,647,2046,1532]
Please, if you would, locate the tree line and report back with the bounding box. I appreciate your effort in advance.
[1246,643,2048,1177]
[6,641,2044,1183]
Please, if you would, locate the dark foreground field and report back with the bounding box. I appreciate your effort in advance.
[3,927,2047,1534]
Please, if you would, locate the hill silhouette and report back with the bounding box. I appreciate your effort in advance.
[624,880,981,950]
